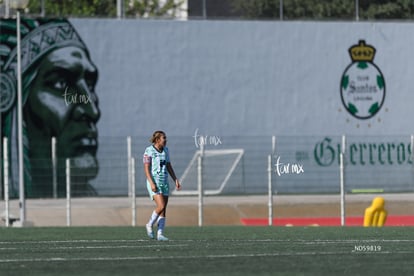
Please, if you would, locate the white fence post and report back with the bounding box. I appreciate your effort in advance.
[131,157,136,227]
[355,0,359,21]
[66,158,71,227]
[268,154,273,226]
[127,136,132,197]
[51,137,57,198]
[117,0,124,19]
[340,135,346,226]
[198,143,204,227]
[3,137,9,227]
[279,0,283,20]
[17,11,26,226]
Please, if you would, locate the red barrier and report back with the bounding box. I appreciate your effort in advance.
[241,216,414,226]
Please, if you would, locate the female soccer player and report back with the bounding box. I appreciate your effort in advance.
[143,131,181,241]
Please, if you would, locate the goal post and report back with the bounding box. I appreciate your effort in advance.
[173,149,244,195]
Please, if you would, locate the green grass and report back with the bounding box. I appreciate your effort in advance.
[0,226,414,275]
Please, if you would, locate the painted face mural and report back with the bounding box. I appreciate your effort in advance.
[0,18,100,197]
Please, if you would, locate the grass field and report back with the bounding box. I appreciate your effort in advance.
[1,226,414,275]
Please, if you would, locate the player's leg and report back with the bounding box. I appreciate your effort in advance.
[145,183,160,239]
[146,210,158,239]
[155,195,169,241]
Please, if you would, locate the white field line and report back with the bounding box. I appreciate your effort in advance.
[0,239,413,252]
[0,239,413,245]
[0,244,189,250]
[0,239,150,244]
[0,250,412,263]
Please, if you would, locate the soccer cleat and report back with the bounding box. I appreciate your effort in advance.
[157,234,169,241]
[146,224,154,239]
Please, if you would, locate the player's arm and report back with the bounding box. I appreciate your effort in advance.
[167,162,181,190]
[143,155,157,192]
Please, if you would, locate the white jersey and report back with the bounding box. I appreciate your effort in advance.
[143,145,170,187]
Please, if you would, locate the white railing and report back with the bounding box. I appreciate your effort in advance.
[2,135,414,227]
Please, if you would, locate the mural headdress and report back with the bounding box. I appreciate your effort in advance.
[0,18,88,114]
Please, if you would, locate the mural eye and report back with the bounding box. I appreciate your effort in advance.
[87,83,95,93]
[53,79,68,90]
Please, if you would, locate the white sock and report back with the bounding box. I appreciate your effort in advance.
[148,211,159,226]
[157,216,166,236]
